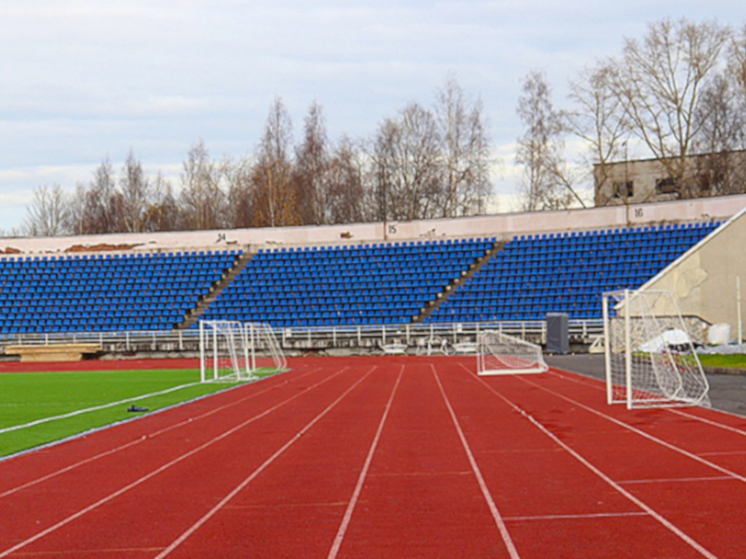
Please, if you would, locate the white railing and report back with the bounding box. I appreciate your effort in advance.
[0,320,603,355]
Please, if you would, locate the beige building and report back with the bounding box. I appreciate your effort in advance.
[594,150,746,206]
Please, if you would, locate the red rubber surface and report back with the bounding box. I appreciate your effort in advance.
[1,356,745,558]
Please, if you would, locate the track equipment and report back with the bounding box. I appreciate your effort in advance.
[477,329,548,375]
[603,289,710,409]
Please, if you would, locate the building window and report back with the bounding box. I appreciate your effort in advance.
[613,181,634,198]
[656,177,677,194]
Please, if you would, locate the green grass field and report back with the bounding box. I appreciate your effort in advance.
[0,368,260,458]
[697,354,746,369]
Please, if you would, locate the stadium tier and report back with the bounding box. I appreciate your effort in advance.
[197,239,494,328]
[0,250,240,334]
[426,221,721,324]
[0,220,723,335]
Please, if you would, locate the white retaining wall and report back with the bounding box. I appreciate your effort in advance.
[2,194,745,255]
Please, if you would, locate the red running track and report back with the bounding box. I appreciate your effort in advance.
[1,356,745,558]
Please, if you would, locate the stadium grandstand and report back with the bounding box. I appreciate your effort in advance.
[0,193,744,354]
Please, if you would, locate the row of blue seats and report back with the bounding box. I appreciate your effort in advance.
[257,238,493,253]
[201,236,494,327]
[429,221,719,322]
[255,246,488,260]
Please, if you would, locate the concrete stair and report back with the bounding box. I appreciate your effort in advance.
[412,240,505,324]
[178,249,254,330]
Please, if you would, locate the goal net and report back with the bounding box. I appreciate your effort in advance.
[200,320,251,382]
[603,289,710,409]
[477,330,548,375]
[199,321,288,383]
[244,322,288,376]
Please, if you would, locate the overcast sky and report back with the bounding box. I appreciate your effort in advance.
[1,1,745,232]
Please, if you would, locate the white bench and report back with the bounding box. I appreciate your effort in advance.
[381,343,408,355]
[452,342,478,354]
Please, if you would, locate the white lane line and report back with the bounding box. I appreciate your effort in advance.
[458,364,718,559]
[515,374,746,485]
[548,369,746,439]
[668,408,746,438]
[698,450,746,457]
[0,367,324,500]
[155,366,378,559]
[327,365,404,559]
[618,476,734,485]
[504,511,649,522]
[0,383,204,435]
[432,364,521,559]
[0,366,350,559]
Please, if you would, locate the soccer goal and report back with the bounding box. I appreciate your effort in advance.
[244,322,288,376]
[199,320,251,382]
[199,320,288,383]
[199,320,287,383]
[477,329,548,375]
[603,289,710,409]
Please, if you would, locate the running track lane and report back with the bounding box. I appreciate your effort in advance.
[468,362,746,558]
[0,362,326,494]
[437,360,714,559]
[157,364,403,559]
[3,356,745,557]
[331,360,516,559]
[513,367,746,558]
[0,361,369,557]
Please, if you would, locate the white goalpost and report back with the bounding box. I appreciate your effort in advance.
[603,289,710,409]
[199,320,250,382]
[199,320,287,383]
[244,321,288,374]
[477,329,548,375]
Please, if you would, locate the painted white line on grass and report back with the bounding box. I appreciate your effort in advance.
[432,364,521,559]
[155,366,378,559]
[459,364,718,559]
[0,367,324,499]
[0,383,204,436]
[327,365,403,559]
[0,366,349,559]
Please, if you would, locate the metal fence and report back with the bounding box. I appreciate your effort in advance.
[0,320,604,356]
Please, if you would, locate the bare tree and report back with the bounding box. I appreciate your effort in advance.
[295,102,330,225]
[372,102,443,222]
[566,64,631,203]
[251,97,299,227]
[516,71,580,211]
[434,77,491,217]
[75,158,124,234]
[692,73,746,195]
[609,18,731,191]
[120,150,151,233]
[144,172,182,232]
[23,184,69,237]
[179,140,227,230]
[730,24,746,106]
[325,137,366,224]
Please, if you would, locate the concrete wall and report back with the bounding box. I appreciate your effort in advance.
[2,194,745,256]
[642,205,746,332]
